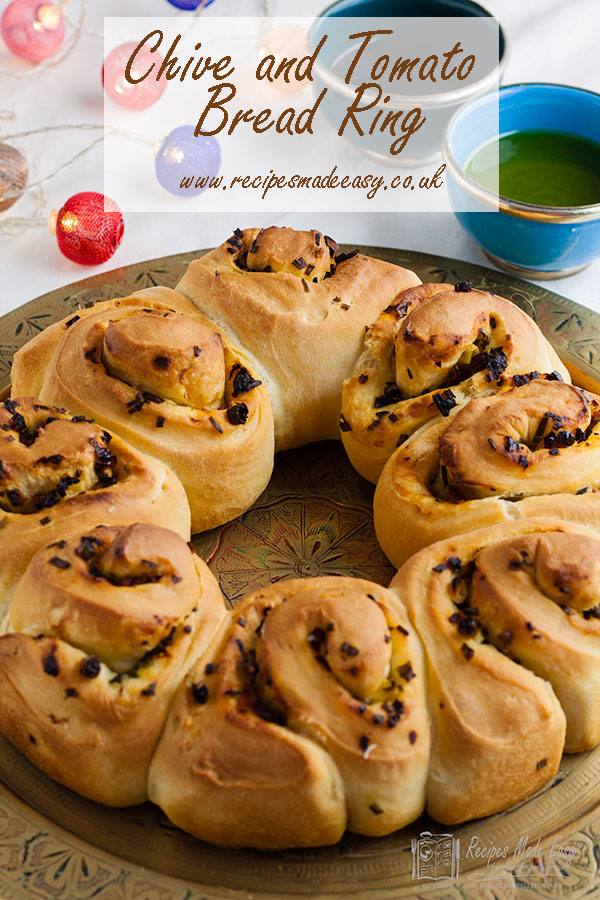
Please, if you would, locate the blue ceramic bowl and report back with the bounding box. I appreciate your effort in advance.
[309,0,507,165]
[444,83,600,279]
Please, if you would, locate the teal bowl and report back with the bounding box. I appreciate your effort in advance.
[443,83,600,279]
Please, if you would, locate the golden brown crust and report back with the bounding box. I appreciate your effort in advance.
[389,519,570,824]
[10,291,274,534]
[470,527,600,752]
[374,377,600,568]
[0,398,190,616]
[0,524,227,806]
[149,577,429,848]
[341,284,570,483]
[176,227,421,450]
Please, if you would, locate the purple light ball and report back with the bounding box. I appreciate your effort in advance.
[155,126,221,198]
[165,0,216,10]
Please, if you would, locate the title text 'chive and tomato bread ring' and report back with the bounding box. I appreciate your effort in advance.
[0,398,189,614]
[175,226,421,451]
[0,524,226,806]
[375,376,600,569]
[390,518,571,824]
[148,577,429,849]
[341,282,569,483]
[10,290,274,534]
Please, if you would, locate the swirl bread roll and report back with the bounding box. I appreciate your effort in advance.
[0,524,226,806]
[149,577,429,849]
[175,226,421,451]
[468,522,600,752]
[0,397,189,614]
[375,375,600,568]
[341,283,569,483]
[390,519,569,824]
[10,290,274,534]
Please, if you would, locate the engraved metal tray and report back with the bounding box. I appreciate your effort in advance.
[0,247,599,900]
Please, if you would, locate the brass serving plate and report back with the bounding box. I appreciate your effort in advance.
[0,246,599,900]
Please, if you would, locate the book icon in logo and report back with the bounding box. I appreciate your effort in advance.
[411,831,460,880]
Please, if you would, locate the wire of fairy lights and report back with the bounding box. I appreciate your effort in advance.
[0,123,154,235]
[0,0,281,235]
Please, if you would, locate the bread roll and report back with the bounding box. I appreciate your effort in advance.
[375,376,600,568]
[469,524,600,752]
[10,290,274,534]
[149,577,429,849]
[0,524,226,805]
[0,397,190,615]
[341,283,569,482]
[176,226,421,450]
[389,518,569,824]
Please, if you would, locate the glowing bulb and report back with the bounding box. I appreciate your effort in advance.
[167,146,185,165]
[37,4,61,29]
[59,211,78,233]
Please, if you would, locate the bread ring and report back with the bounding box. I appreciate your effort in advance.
[9,290,274,534]
[176,226,421,450]
[0,524,226,806]
[148,576,429,849]
[374,376,600,568]
[341,283,569,483]
[390,518,569,824]
[0,397,189,614]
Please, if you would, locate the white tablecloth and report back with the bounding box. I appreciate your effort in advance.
[0,0,599,316]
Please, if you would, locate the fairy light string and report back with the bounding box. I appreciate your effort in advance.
[0,0,276,240]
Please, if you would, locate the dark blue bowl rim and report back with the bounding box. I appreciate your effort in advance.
[308,0,508,107]
[443,81,600,218]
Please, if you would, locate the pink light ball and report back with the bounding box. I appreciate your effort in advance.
[103,41,167,111]
[1,0,65,64]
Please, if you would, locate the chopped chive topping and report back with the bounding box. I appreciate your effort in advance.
[191,683,209,704]
[397,662,415,682]
[80,656,100,678]
[43,649,59,677]
[227,403,249,426]
[461,643,474,660]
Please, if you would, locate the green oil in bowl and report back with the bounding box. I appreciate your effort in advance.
[465,130,600,207]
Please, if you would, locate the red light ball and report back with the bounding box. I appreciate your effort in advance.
[54,192,124,266]
[103,41,167,111]
[1,0,65,64]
